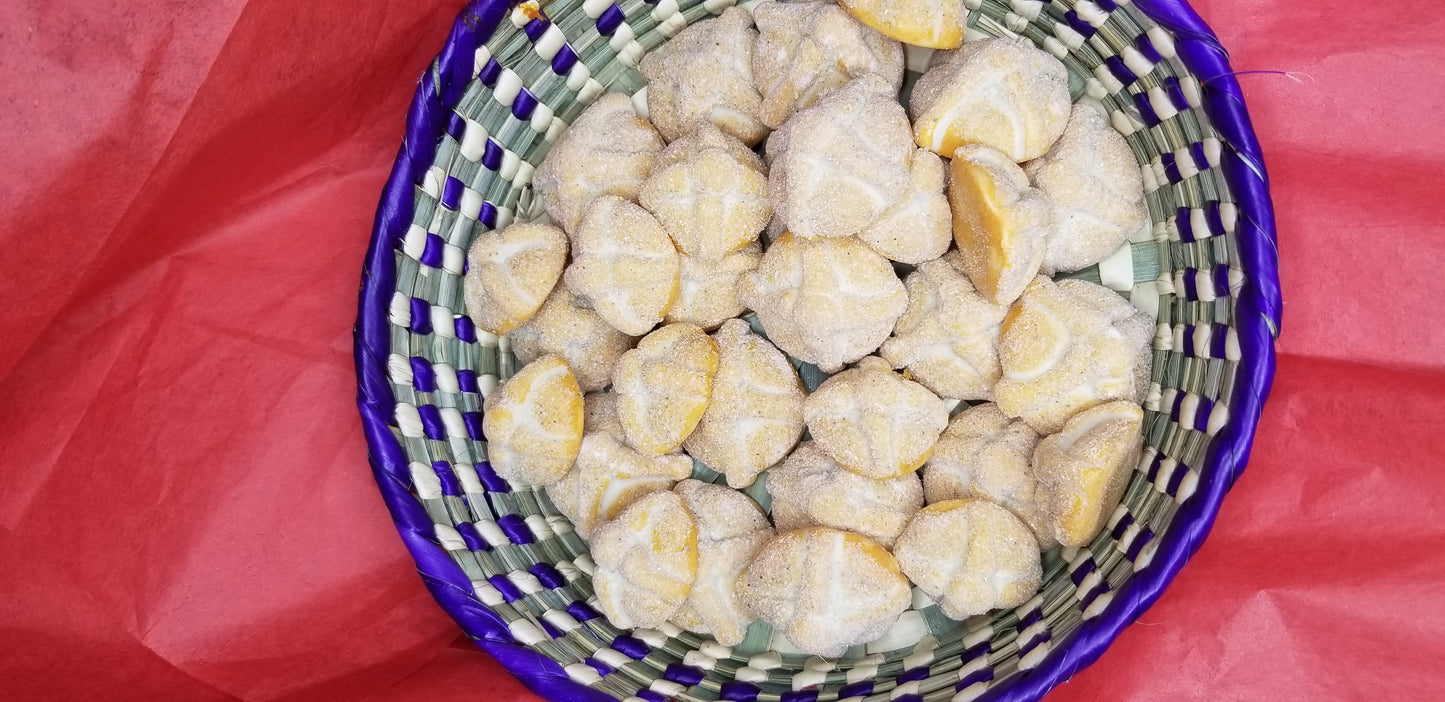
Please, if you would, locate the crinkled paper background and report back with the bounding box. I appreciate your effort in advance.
[2,0,1443,699]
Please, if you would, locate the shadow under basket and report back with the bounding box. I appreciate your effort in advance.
[354,0,1282,700]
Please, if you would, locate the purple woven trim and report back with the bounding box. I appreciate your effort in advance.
[353,2,615,701]
[975,1,1281,700]
[354,2,1279,701]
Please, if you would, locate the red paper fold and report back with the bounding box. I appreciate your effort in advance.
[3,1,1443,700]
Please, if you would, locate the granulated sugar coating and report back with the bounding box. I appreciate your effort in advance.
[666,244,763,331]
[546,432,692,538]
[640,7,768,146]
[892,499,1042,620]
[923,403,1050,547]
[683,320,805,489]
[751,0,903,129]
[462,222,568,336]
[650,122,765,175]
[480,355,584,487]
[767,76,914,240]
[949,144,1053,305]
[857,148,953,264]
[738,527,912,657]
[840,0,964,49]
[508,286,635,393]
[670,480,774,646]
[564,196,681,336]
[533,92,665,234]
[613,323,719,455]
[735,232,907,373]
[881,252,1009,400]
[1026,105,1150,274]
[582,391,625,442]
[909,38,1070,161]
[590,490,699,630]
[639,132,771,261]
[765,441,924,549]
[1032,400,1144,548]
[803,357,949,480]
[994,277,1154,434]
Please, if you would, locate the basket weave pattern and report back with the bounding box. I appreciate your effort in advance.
[354,1,1281,700]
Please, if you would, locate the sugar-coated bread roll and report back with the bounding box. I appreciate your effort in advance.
[683,320,805,489]
[880,252,1008,400]
[480,355,583,486]
[508,286,634,392]
[640,8,768,146]
[909,38,1071,161]
[533,92,665,234]
[752,0,904,129]
[564,196,681,336]
[1025,105,1149,273]
[840,0,964,49]
[766,77,915,240]
[671,480,774,646]
[803,357,949,480]
[893,499,1042,620]
[738,527,912,657]
[613,324,720,455]
[547,432,693,538]
[994,277,1153,434]
[923,404,1050,547]
[591,491,698,629]
[651,122,765,175]
[949,144,1053,306]
[462,222,568,335]
[736,232,907,373]
[766,442,924,548]
[667,244,763,331]
[640,128,770,261]
[857,149,953,264]
[1032,400,1144,547]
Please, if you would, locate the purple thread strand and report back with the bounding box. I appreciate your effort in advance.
[410,357,436,392]
[463,411,485,441]
[418,404,446,440]
[421,233,446,268]
[488,574,522,602]
[456,521,487,551]
[567,602,600,622]
[475,462,511,493]
[584,657,613,677]
[530,563,566,589]
[496,514,533,544]
[408,298,432,335]
[596,5,625,36]
[664,663,705,687]
[457,369,481,393]
[432,460,462,496]
[551,45,578,74]
[610,635,649,659]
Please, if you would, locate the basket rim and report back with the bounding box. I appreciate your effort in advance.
[352,1,1282,700]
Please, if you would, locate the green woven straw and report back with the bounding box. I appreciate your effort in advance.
[354,0,1281,700]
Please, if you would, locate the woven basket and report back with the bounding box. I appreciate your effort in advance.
[354,0,1282,699]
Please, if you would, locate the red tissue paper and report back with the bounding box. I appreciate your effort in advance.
[2,1,1443,700]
